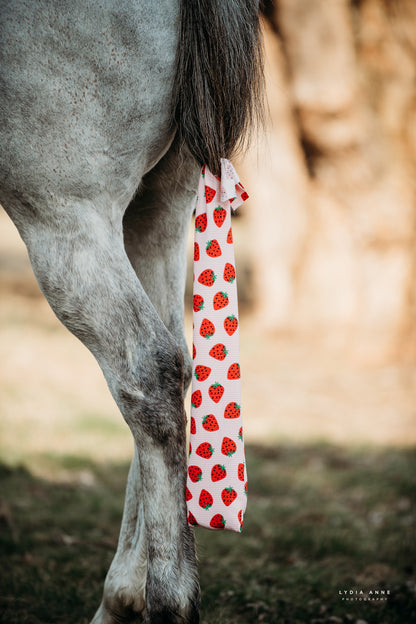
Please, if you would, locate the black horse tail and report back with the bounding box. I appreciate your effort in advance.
[172,0,264,176]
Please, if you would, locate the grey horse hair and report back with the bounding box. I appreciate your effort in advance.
[172,0,264,176]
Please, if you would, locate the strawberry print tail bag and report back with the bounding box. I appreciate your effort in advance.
[187,158,248,532]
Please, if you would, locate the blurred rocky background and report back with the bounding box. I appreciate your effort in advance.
[236,0,416,364]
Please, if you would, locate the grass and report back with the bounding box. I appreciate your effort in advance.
[0,444,415,624]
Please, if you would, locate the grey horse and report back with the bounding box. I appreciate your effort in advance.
[0,1,263,622]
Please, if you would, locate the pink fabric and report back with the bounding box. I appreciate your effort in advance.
[187,159,248,532]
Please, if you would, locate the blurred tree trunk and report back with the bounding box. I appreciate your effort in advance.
[240,0,416,362]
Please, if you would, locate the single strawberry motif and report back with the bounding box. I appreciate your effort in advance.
[238,509,244,528]
[188,441,192,456]
[188,465,202,482]
[221,437,237,457]
[213,206,227,227]
[224,402,241,419]
[223,262,236,283]
[194,365,211,381]
[206,240,221,257]
[190,416,196,434]
[195,213,207,233]
[188,511,198,526]
[221,487,237,507]
[213,291,229,310]
[205,186,216,203]
[194,242,200,261]
[241,191,249,201]
[211,464,227,481]
[209,343,228,361]
[227,362,241,379]
[191,390,202,409]
[202,414,219,432]
[238,427,244,442]
[208,382,224,403]
[193,294,204,312]
[192,343,196,359]
[186,487,192,501]
[196,442,214,459]
[210,514,226,529]
[199,318,215,339]
[224,315,238,335]
[199,489,214,510]
[198,269,216,286]
[244,482,248,495]
[238,463,245,481]
[227,227,233,243]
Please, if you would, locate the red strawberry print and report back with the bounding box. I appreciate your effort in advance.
[187,162,249,533]
[238,427,243,442]
[224,402,240,419]
[195,213,207,233]
[188,511,198,526]
[205,186,216,203]
[199,489,214,510]
[210,514,226,529]
[191,390,202,409]
[213,291,229,310]
[206,240,221,257]
[190,416,196,435]
[213,206,226,227]
[202,414,219,432]
[194,365,211,381]
[227,362,241,379]
[198,269,216,286]
[223,263,235,283]
[221,437,237,457]
[193,294,204,312]
[208,383,224,403]
[188,465,202,482]
[192,343,196,359]
[200,318,215,339]
[241,191,249,201]
[221,487,237,506]
[211,464,227,481]
[244,482,248,495]
[196,442,214,459]
[209,343,228,361]
[224,315,238,335]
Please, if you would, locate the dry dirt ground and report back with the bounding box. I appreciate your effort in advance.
[1,208,416,479]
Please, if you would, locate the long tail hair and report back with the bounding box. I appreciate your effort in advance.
[172,0,264,175]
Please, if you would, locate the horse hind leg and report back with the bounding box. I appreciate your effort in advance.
[6,190,199,624]
[91,449,147,624]
[93,142,201,624]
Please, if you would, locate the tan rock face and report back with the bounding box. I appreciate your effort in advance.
[240,2,416,363]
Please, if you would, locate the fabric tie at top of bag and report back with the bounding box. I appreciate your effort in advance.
[187,158,248,533]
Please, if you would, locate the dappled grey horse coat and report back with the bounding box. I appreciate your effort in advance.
[0,0,263,622]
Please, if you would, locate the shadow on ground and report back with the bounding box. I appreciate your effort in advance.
[0,443,415,624]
